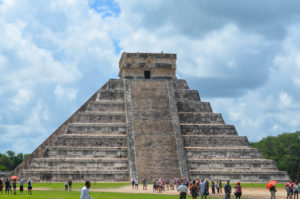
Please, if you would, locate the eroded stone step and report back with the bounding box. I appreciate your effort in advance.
[183,135,249,147]
[30,158,128,170]
[86,101,125,112]
[185,147,263,159]
[173,79,189,89]
[181,124,237,135]
[187,158,277,170]
[179,112,224,124]
[177,101,212,112]
[75,112,126,123]
[97,90,124,101]
[66,123,126,134]
[189,170,290,183]
[44,146,127,158]
[175,90,200,101]
[55,134,127,147]
[20,169,129,182]
[101,79,124,90]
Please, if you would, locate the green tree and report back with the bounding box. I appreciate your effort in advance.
[251,131,300,181]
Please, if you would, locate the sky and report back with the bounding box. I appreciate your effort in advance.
[1,0,300,153]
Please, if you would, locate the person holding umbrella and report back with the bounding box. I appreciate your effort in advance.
[267,180,277,199]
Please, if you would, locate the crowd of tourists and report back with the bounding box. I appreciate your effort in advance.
[283,181,299,199]
[0,177,32,195]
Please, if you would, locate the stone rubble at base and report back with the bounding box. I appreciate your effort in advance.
[11,52,290,183]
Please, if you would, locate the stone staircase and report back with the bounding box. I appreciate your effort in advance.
[19,79,129,182]
[173,79,289,182]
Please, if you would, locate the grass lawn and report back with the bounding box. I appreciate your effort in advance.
[0,190,220,199]
[32,182,128,189]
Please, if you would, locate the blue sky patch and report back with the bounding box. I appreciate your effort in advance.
[88,0,120,18]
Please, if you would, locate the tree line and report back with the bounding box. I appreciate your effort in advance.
[251,131,300,181]
[0,151,29,171]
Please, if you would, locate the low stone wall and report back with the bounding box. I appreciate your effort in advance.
[0,170,9,178]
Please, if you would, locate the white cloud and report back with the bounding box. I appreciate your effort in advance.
[11,89,32,106]
[1,0,300,153]
[54,85,78,100]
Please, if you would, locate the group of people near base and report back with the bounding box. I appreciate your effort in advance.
[177,179,241,199]
[0,178,32,195]
[284,181,299,199]
[64,179,73,191]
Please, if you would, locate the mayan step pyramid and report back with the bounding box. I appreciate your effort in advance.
[12,52,290,182]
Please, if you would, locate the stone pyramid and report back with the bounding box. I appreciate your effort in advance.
[12,52,289,182]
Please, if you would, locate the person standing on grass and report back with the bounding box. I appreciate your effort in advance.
[200,179,206,199]
[134,179,138,190]
[68,179,72,191]
[13,179,17,195]
[28,178,32,195]
[65,181,68,191]
[190,180,199,199]
[5,179,10,195]
[80,181,92,199]
[20,179,24,194]
[294,182,299,199]
[212,181,215,194]
[234,182,242,199]
[224,180,231,199]
[0,178,3,195]
[270,184,277,199]
[132,179,135,189]
[219,180,223,194]
[178,181,188,199]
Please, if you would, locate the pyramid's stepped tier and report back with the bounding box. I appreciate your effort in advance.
[75,112,126,123]
[181,124,237,135]
[183,135,249,147]
[177,101,213,112]
[185,147,264,159]
[189,170,289,183]
[44,146,127,158]
[179,113,224,124]
[20,169,129,182]
[66,123,126,135]
[30,158,128,170]
[101,79,124,90]
[173,80,190,90]
[175,90,200,101]
[86,101,125,112]
[96,90,124,101]
[55,134,127,147]
[187,159,278,171]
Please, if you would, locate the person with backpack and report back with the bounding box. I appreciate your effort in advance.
[68,179,72,191]
[189,180,199,199]
[234,182,242,199]
[28,178,32,195]
[224,180,232,199]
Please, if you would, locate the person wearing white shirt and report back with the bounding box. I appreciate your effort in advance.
[178,181,188,199]
[80,181,91,199]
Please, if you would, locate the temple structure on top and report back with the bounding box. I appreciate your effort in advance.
[11,52,290,182]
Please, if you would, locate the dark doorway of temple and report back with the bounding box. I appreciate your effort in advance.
[144,71,151,79]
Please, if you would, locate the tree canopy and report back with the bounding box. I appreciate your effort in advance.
[0,151,29,171]
[251,131,300,181]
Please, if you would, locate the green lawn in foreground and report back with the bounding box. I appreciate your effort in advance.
[0,191,220,199]
[11,182,128,190]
